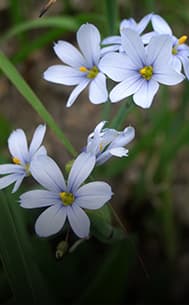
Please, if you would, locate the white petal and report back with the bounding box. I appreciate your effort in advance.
[0,174,19,190]
[109,147,128,157]
[89,73,108,104]
[29,124,46,156]
[67,205,90,238]
[68,152,95,193]
[8,129,29,164]
[121,29,146,68]
[102,35,121,45]
[153,67,185,85]
[141,31,157,44]
[180,56,189,79]
[33,146,47,158]
[30,156,66,192]
[12,175,25,193]
[171,55,182,72]
[147,34,173,66]
[53,40,85,67]
[96,151,112,165]
[110,75,143,103]
[75,181,113,209]
[99,52,136,82]
[137,13,153,34]
[151,14,172,35]
[44,65,84,85]
[35,205,67,237]
[20,190,60,208]
[109,126,135,148]
[100,45,121,56]
[77,24,101,67]
[133,79,159,108]
[0,164,24,174]
[66,79,89,107]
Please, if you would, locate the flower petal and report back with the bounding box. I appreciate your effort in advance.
[109,147,128,157]
[35,205,67,237]
[29,124,46,156]
[20,190,60,208]
[8,129,29,164]
[147,34,173,66]
[77,24,101,67]
[110,75,143,103]
[30,156,66,192]
[151,14,172,35]
[171,55,182,72]
[137,13,153,34]
[180,56,189,79]
[33,146,47,159]
[89,73,108,104]
[66,79,89,107]
[102,35,121,45]
[0,174,19,190]
[133,79,159,108]
[99,52,136,82]
[153,67,185,85]
[68,152,95,193]
[53,40,86,67]
[43,65,84,85]
[67,205,90,238]
[12,175,25,193]
[121,29,146,67]
[0,164,24,174]
[75,181,113,209]
[109,126,135,148]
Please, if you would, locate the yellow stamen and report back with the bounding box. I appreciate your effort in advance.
[172,47,177,55]
[79,65,99,79]
[139,65,153,80]
[59,191,74,206]
[79,66,88,73]
[99,143,103,152]
[178,35,187,45]
[12,157,21,165]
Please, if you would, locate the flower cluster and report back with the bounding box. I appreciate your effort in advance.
[0,122,134,238]
[44,13,187,108]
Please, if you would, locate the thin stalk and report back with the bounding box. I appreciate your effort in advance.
[105,0,119,35]
[111,98,135,129]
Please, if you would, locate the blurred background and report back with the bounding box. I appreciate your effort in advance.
[1,0,189,304]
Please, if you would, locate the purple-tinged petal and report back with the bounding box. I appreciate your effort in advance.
[0,174,19,190]
[121,29,146,67]
[151,14,172,35]
[30,156,66,192]
[29,124,46,156]
[68,152,95,193]
[133,79,159,108]
[44,65,84,85]
[67,205,90,238]
[89,73,108,104]
[8,129,29,164]
[12,175,25,193]
[153,67,185,85]
[77,24,101,67]
[66,79,89,107]
[33,146,47,159]
[141,31,157,44]
[110,75,143,103]
[109,147,128,157]
[102,35,121,45]
[100,45,121,56]
[20,190,60,208]
[147,34,173,66]
[35,205,67,237]
[137,13,153,34]
[75,181,113,209]
[109,126,135,148]
[179,56,189,79]
[53,41,85,67]
[171,55,182,72]
[0,164,24,174]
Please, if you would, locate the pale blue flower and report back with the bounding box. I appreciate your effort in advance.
[101,13,153,54]
[85,121,135,165]
[143,14,189,79]
[20,152,113,238]
[0,124,47,193]
[99,29,185,108]
[44,23,108,107]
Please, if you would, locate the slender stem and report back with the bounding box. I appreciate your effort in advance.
[101,99,111,122]
[111,98,135,129]
[105,0,118,35]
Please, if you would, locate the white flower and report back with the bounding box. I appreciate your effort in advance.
[99,29,185,108]
[101,13,153,54]
[85,121,135,165]
[0,124,47,193]
[143,14,189,79]
[20,153,113,238]
[44,23,108,107]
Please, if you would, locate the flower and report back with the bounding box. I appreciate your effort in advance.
[43,23,108,107]
[85,121,135,165]
[19,152,113,238]
[144,14,189,79]
[0,124,47,193]
[99,29,185,108]
[101,13,153,54]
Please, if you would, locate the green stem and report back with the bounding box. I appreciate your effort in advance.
[0,51,77,157]
[101,99,111,122]
[105,0,118,35]
[111,98,135,129]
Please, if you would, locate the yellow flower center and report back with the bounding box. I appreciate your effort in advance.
[59,192,74,206]
[172,35,188,55]
[99,143,104,152]
[79,65,99,79]
[139,65,153,80]
[12,157,21,165]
